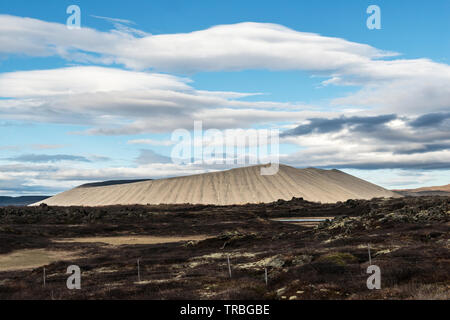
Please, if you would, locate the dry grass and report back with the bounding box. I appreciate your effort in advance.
[0,196,447,300]
[403,283,450,300]
[52,235,210,246]
[271,217,334,227]
[0,249,79,271]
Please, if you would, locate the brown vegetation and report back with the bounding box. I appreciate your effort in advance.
[0,196,448,300]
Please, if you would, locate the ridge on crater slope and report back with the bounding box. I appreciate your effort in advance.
[32,164,401,206]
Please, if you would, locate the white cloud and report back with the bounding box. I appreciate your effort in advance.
[0,66,331,133]
[1,14,449,194]
[341,169,450,190]
[127,139,175,146]
[90,15,136,25]
[281,131,450,171]
[32,144,65,150]
[330,59,450,115]
[0,66,191,97]
[1,14,448,117]
[0,15,393,71]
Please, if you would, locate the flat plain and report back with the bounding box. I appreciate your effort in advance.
[0,196,448,299]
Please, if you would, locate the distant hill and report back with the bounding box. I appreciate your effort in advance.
[0,196,50,206]
[394,184,450,197]
[32,164,400,206]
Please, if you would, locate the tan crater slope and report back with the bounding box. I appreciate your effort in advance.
[395,184,450,193]
[32,164,401,206]
[393,184,450,197]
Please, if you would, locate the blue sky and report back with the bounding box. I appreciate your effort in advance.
[0,0,449,195]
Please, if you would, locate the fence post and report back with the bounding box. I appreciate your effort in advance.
[368,244,372,265]
[43,267,46,287]
[264,267,268,286]
[137,258,141,282]
[227,255,232,278]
